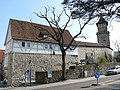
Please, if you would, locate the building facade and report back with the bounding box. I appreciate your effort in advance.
[4,19,79,85]
[4,17,113,85]
[77,41,112,63]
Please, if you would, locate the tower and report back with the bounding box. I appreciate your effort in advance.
[96,16,110,47]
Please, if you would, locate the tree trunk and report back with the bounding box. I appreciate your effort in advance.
[61,51,66,81]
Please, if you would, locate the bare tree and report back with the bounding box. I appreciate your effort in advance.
[61,0,120,78]
[114,40,120,52]
[113,39,120,62]
[34,0,120,80]
[34,6,91,80]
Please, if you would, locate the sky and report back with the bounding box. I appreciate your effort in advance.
[0,0,120,51]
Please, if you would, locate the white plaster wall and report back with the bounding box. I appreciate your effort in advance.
[5,40,13,54]
[5,25,13,54]
[6,25,12,44]
[12,40,78,55]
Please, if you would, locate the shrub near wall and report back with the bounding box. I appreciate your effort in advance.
[66,66,82,79]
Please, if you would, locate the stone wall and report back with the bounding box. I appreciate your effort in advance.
[78,46,112,62]
[35,62,120,84]
[5,53,14,85]
[67,62,120,79]
[10,53,78,84]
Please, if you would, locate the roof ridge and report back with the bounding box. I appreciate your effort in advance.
[10,18,69,31]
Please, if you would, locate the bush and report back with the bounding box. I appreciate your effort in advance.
[97,56,108,63]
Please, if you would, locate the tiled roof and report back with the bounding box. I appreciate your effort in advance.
[77,41,112,50]
[77,41,109,48]
[7,19,76,45]
[6,19,112,50]
[0,49,4,63]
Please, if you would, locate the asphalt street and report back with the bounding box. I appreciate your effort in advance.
[0,74,120,90]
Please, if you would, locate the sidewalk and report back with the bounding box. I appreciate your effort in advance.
[0,75,106,90]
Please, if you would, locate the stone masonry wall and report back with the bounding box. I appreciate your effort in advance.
[11,53,78,83]
[78,47,112,61]
[6,53,14,85]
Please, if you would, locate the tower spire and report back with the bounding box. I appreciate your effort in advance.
[96,16,108,26]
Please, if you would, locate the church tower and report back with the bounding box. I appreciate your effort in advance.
[96,16,110,47]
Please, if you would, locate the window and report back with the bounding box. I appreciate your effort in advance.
[27,42,30,47]
[49,44,52,50]
[45,44,48,49]
[38,32,48,38]
[22,42,25,47]
[91,53,93,56]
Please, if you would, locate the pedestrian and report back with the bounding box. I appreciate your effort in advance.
[3,78,7,87]
[21,74,25,82]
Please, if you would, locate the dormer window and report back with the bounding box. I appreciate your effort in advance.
[38,32,43,38]
[43,34,48,38]
[38,32,48,38]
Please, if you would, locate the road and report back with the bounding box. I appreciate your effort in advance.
[33,74,120,90]
[0,74,120,90]
[34,74,120,90]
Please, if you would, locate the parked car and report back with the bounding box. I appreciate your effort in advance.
[106,65,120,75]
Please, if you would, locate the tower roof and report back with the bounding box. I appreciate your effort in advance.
[96,16,108,25]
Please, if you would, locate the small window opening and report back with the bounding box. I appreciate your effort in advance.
[22,42,25,47]
[45,44,48,49]
[27,42,30,47]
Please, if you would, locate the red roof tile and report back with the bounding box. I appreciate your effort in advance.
[0,49,4,63]
[77,41,107,47]
[6,19,76,46]
[77,41,113,50]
